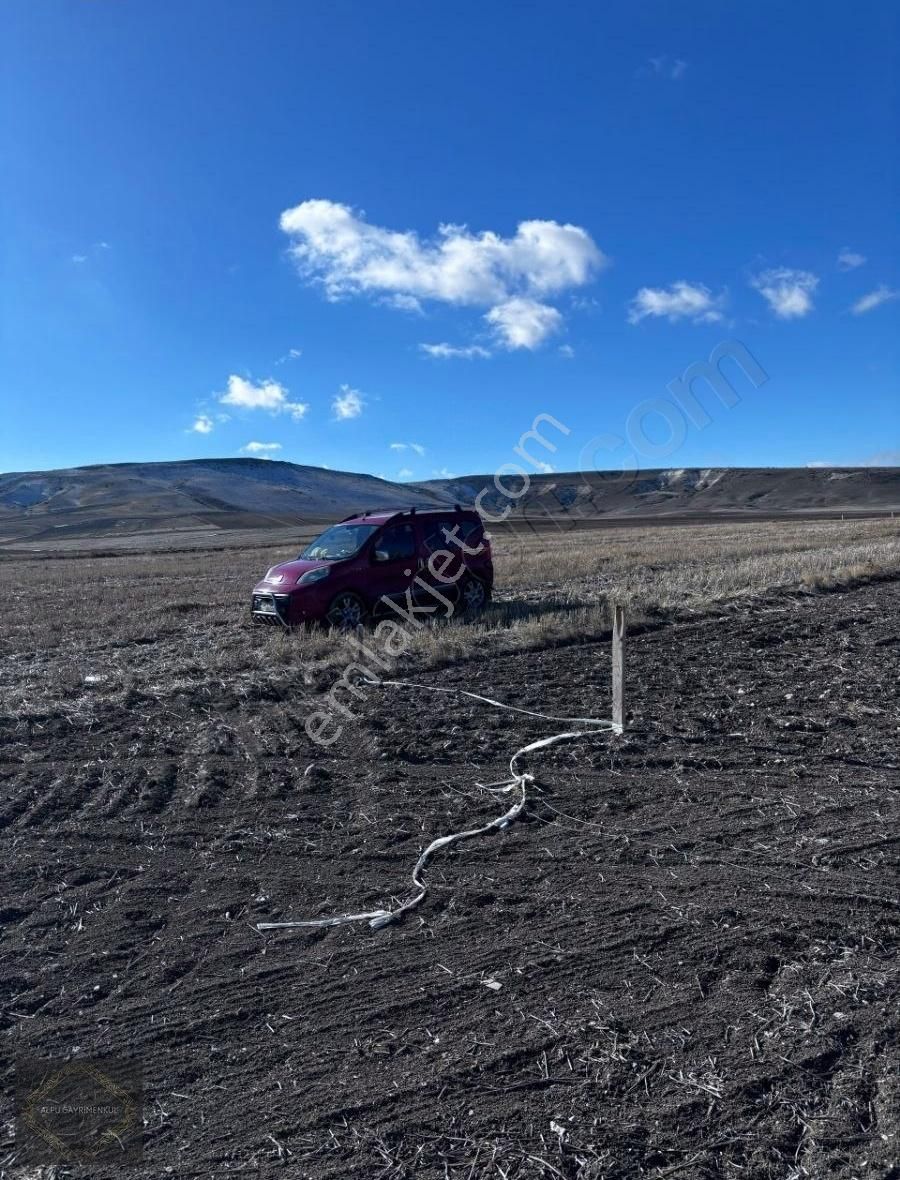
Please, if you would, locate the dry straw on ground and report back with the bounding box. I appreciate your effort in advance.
[1,517,897,691]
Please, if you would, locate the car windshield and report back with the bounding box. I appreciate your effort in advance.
[299,523,378,561]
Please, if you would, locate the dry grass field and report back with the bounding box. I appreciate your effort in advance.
[1,516,898,1177]
[1,516,897,680]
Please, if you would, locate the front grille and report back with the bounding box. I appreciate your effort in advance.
[252,592,288,617]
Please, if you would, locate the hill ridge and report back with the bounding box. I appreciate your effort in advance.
[0,459,898,545]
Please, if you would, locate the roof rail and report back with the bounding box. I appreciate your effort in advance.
[339,504,463,522]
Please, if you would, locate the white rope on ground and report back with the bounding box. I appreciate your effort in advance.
[257,679,618,934]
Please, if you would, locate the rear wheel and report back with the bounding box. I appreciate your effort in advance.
[325,591,367,631]
[459,575,490,615]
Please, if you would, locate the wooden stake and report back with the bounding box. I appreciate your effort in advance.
[612,603,626,734]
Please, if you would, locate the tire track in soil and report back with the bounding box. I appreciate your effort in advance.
[1,578,898,1177]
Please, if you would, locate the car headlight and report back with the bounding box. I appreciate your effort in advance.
[297,566,330,585]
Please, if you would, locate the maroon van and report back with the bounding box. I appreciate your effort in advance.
[251,506,492,628]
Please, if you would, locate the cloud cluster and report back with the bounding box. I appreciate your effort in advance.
[192,371,367,441]
[751,268,818,319]
[628,281,725,325]
[219,375,308,419]
[390,441,426,456]
[279,199,605,351]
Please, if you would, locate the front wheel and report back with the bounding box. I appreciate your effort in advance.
[325,591,367,631]
[459,575,490,615]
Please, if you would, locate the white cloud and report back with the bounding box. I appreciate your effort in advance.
[850,286,899,315]
[570,294,600,312]
[332,384,363,419]
[275,346,303,365]
[383,293,423,314]
[191,414,215,434]
[558,344,575,359]
[419,342,491,359]
[486,298,563,349]
[432,467,456,479]
[219,374,308,419]
[390,441,426,455]
[409,442,425,456]
[73,242,111,263]
[279,199,605,350]
[750,268,818,319]
[420,342,492,360]
[627,281,725,325]
[837,248,866,271]
[241,441,282,455]
[397,467,414,479]
[648,56,687,80]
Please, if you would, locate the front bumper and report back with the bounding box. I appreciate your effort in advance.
[251,591,292,624]
[250,582,335,625]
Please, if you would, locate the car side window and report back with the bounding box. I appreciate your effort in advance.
[376,524,416,561]
[456,520,484,548]
[422,520,454,553]
[423,519,483,552]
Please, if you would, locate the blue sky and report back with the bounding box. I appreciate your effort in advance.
[2,1,898,480]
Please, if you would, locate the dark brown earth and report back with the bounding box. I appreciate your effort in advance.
[1,580,898,1177]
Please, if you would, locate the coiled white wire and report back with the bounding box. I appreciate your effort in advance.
[257,679,617,933]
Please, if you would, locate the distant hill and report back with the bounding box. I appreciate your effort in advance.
[0,459,898,546]
[419,466,900,521]
[0,459,450,544]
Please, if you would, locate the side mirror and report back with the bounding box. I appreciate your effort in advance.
[373,549,390,563]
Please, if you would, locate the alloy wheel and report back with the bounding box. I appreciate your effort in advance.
[326,592,365,631]
[461,578,486,613]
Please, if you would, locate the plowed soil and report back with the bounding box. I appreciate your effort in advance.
[1,579,898,1178]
